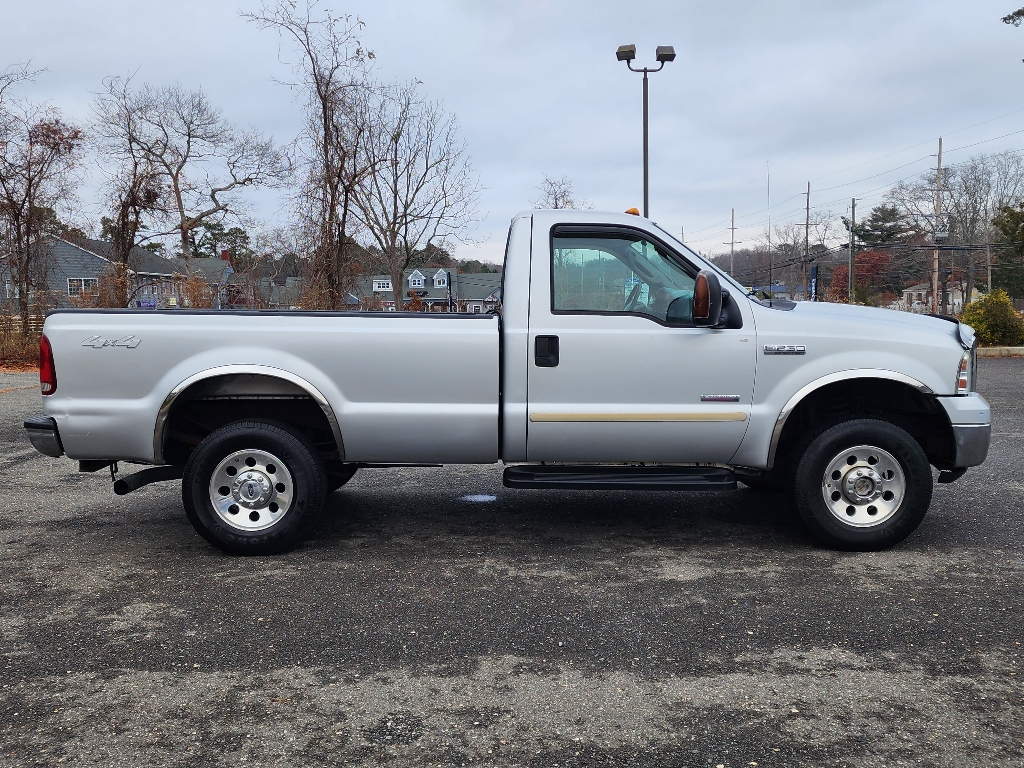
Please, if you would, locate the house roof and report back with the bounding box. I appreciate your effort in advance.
[46,234,232,282]
[49,234,177,276]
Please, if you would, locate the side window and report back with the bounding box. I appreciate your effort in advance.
[551,231,696,324]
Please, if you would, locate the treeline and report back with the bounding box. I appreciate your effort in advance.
[0,0,482,331]
[710,149,1024,308]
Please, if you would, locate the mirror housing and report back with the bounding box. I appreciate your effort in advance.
[693,270,723,327]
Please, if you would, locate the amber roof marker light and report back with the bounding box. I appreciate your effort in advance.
[616,43,675,218]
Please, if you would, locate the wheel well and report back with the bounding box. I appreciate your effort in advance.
[773,379,955,471]
[161,373,342,466]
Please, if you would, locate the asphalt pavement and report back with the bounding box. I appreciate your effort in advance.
[1,361,1022,767]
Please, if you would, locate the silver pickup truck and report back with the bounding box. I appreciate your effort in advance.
[25,210,990,554]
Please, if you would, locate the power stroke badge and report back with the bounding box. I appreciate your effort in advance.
[81,335,141,349]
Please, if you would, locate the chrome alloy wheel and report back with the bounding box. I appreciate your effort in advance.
[208,449,294,532]
[821,444,906,528]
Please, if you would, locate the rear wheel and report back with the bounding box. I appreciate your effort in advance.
[793,419,932,551]
[182,420,327,555]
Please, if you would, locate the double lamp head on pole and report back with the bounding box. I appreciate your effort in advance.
[616,44,675,218]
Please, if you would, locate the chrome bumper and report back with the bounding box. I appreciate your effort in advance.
[934,393,991,468]
[24,415,64,458]
[952,423,990,468]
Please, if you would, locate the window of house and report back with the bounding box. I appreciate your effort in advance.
[551,229,696,325]
[434,271,447,288]
[409,271,425,288]
[373,280,392,292]
[68,278,98,297]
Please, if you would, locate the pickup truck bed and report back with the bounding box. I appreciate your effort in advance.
[41,310,499,465]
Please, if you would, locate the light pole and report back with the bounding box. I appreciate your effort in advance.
[616,44,675,218]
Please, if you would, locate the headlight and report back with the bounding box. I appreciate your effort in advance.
[955,349,976,394]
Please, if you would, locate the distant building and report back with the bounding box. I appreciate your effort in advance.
[0,233,233,310]
[356,268,501,312]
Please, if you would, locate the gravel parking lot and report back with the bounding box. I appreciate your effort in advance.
[1,359,1022,767]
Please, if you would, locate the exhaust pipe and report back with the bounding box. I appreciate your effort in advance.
[113,465,184,495]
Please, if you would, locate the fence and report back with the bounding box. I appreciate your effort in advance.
[0,309,43,365]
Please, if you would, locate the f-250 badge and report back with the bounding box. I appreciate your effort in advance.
[81,335,141,349]
[763,344,806,355]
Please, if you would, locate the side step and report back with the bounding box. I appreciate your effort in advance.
[503,465,736,491]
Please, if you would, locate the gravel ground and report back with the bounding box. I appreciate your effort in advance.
[1,361,1022,767]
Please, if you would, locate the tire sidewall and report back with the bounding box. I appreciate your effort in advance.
[183,420,326,555]
[793,419,933,551]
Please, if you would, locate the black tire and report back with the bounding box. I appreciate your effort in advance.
[327,464,359,493]
[182,420,327,555]
[793,418,932,551]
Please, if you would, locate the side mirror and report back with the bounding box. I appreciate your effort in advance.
[693,270,723,326]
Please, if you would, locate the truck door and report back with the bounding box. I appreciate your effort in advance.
[526,223,756,463]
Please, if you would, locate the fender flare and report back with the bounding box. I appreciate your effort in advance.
[766,369,933,469]
[153,364,344,463]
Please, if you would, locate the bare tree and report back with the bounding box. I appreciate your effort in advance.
[245,0,373,309]
[888,150,1024,303]
[530,173,590,210]
[354,81,479,311]
[92,77,166,306]
[94,77,288,269]
[0,62,39,103]
[0,70,83,334]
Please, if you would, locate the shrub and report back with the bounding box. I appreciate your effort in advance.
[959,288,1024,346]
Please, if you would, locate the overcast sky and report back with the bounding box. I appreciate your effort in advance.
[5,0,1024,263]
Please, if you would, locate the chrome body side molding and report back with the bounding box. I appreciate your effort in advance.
[153,364,345,464]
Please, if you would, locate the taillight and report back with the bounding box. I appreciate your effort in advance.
[39,334,56,395]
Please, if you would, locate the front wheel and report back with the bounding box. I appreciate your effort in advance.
[793,419,933,551]
[182,420,327,555]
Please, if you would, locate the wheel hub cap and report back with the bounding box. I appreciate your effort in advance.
[209,449,294,532]
[844,467,883,502]
[234,471,273,508]
[821,444,906,528]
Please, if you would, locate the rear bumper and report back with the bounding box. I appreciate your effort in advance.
[24,415,64,458]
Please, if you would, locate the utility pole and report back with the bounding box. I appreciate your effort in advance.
[932,137,943,312]
[848,198,856,303]
[803,182,810,300]
[729,209,736,275]
[987,243,992,293]
[723,209,741,276]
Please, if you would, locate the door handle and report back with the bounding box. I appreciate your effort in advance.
[535,335,559,367]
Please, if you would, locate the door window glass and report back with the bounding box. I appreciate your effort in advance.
[552,231,696,324]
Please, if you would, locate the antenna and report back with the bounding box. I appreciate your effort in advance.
[767,161,772,304]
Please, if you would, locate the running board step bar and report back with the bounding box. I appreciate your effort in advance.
[503,465,736,491]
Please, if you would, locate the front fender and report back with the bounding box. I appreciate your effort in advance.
[730,368,932,470]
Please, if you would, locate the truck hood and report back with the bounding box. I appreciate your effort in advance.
[783,301,961,342]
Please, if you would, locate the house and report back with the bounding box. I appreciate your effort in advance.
[455,272,502,313]
[0,233,232,310]
[356,268,502,312]
[897,282,978,313]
